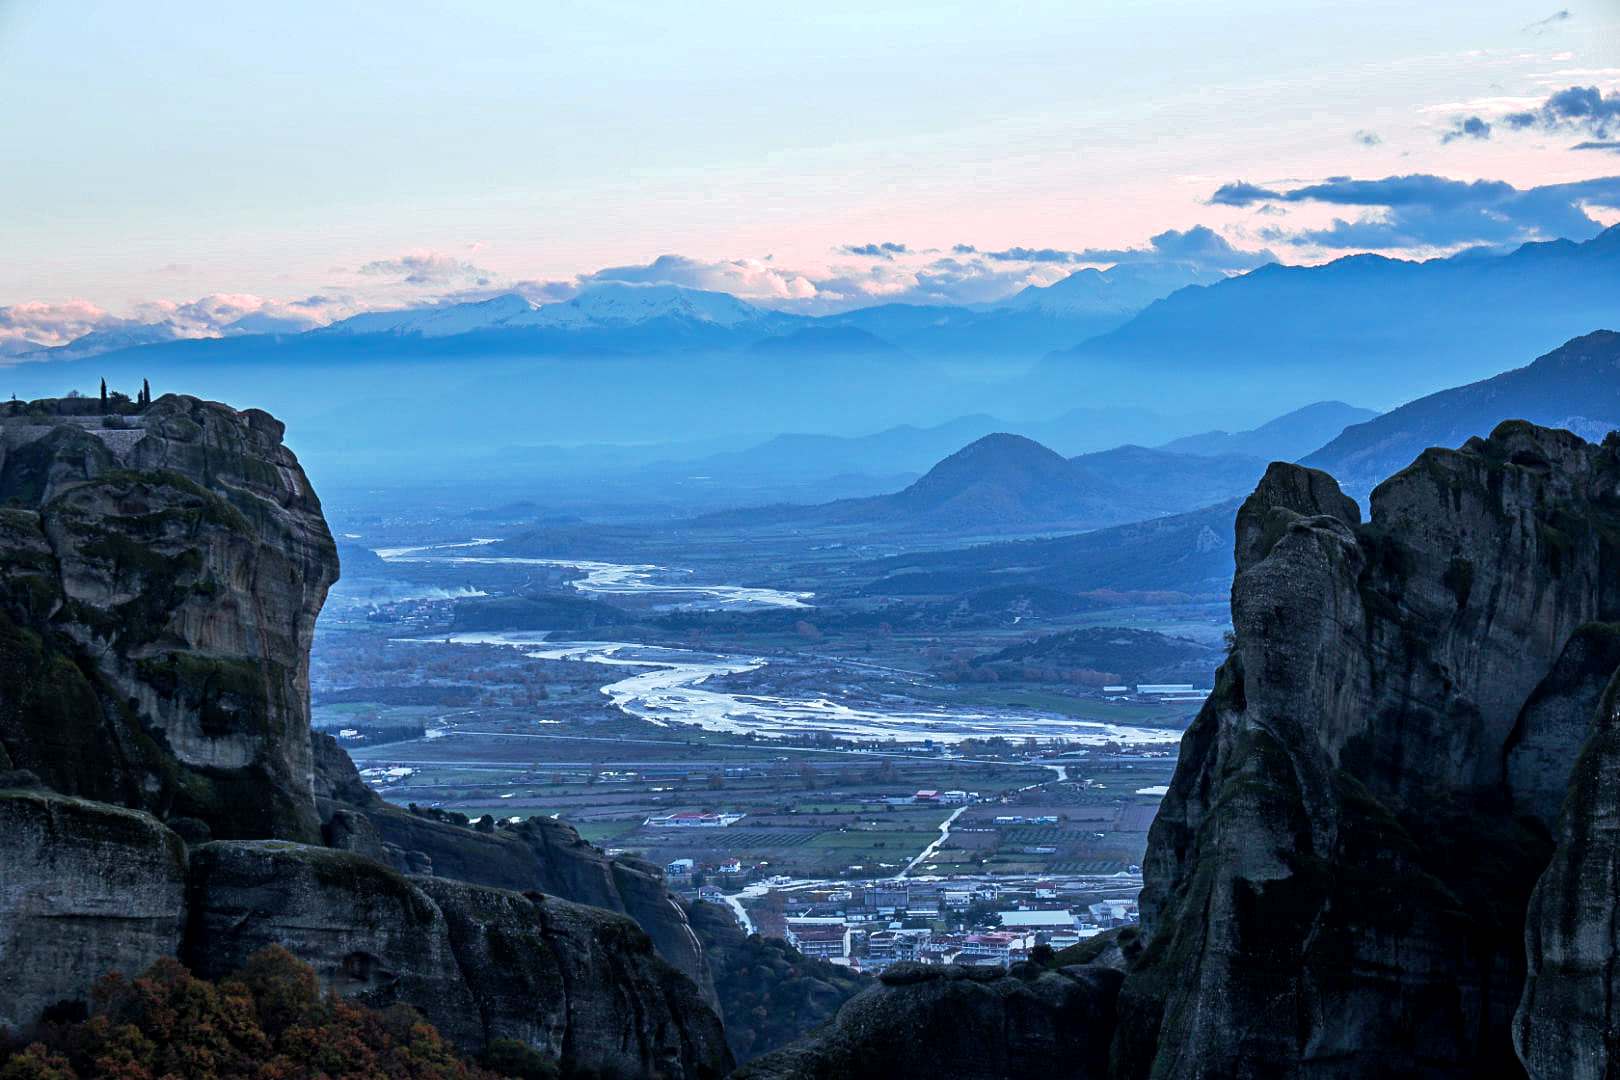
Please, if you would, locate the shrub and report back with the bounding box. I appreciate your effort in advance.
[0,947,544,1079]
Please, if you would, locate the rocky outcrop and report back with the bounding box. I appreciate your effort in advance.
[0,396,338,842]
[684,899,868,1064]
[420,878,731,1079]
[182,841,730,1079]
[312,730,717,999]
[0,788,188,1032]
[1116,423,1620,1078]
[735,963,1122,1080]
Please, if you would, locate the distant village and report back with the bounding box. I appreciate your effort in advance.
[650,785,1142,973]
[677,869,1137,973]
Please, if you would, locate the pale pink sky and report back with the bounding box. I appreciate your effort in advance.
[1,1,1617,346]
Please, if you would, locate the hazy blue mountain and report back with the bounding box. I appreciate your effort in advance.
[814,302,1139,360]
[1067,443,1266,512]
[1302,330,1620,495]
[696,433,1267,534]
[855,498,1240,598]
[1040,225,1620,415]
[670,415,1008,481]
[1159,400,1378,461]
[665,407,1225,487]
[1000,261,1223,318]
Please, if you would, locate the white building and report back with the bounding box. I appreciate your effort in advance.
[997,909,1077,931]
[643,811,745,828]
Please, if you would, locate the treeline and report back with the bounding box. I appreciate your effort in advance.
[3,379,156,420]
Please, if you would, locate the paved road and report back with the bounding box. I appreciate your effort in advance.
[899,806,967,878]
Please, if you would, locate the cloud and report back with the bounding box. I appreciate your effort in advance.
[0,293,340,352]
[1353,130,1382,147]
[1213,172,1620,250]
[975,246,1078,263]
[1208,181,1283,206]
[1441,115,1493,142]
[949,227,1272,273]
[1574,140,1620,153]
[1063,225,1276,271]
[579,253,820,301]
[839,242,910,259]
[357,250,495,287]
[0,300,119,349]
[808,255,1069,309]
[1504,85,1620,140]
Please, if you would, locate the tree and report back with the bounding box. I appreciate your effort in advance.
[140,378,151,407]
[98,379,107,414]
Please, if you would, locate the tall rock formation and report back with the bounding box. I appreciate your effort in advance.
[0,395,336,841]
[1116,422,1620,1077]
[0,396,731,1079]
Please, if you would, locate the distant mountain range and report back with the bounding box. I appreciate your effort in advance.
[1041,225,1620,415]
[626,398,1368,495]
[674,397,1370,531]
[1161,401,1378,460]
[696,432,1269,534]
[6,230,1617,484]
[999,261,1225,318]
[19,267,1210,368]
[317,283,779,338]
[1302,329,1620,495]
[862,330,1620,601]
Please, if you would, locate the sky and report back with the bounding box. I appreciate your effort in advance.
[2,0,1618,347]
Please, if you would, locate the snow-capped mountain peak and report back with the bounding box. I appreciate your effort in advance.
[512,282,765,329]
[317,283,765,338]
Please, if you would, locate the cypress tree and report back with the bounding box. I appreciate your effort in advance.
[99,378,107,413]
[142,378,151,406]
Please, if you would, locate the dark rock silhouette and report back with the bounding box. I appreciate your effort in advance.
[0,396,731,1079]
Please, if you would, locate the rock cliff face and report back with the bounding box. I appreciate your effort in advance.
[1516,666,1620,1079]
[736,963,1121,1080]
[184,841,729,1078]
[0,397,731,1079]
[311,730,718,1000]
[0,395,337,842]
[0,787,189,1033]
[1117,421,1620,1077]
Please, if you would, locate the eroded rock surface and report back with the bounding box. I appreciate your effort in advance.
[0,789,188,1032]
[1516,668,1620,1080]
[185,841,732,1079]
[1118,423,1620,1078]
[0,395,337,841]
[312,730,717,999]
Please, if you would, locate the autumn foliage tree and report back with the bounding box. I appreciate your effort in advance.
[0,947,539,1080]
